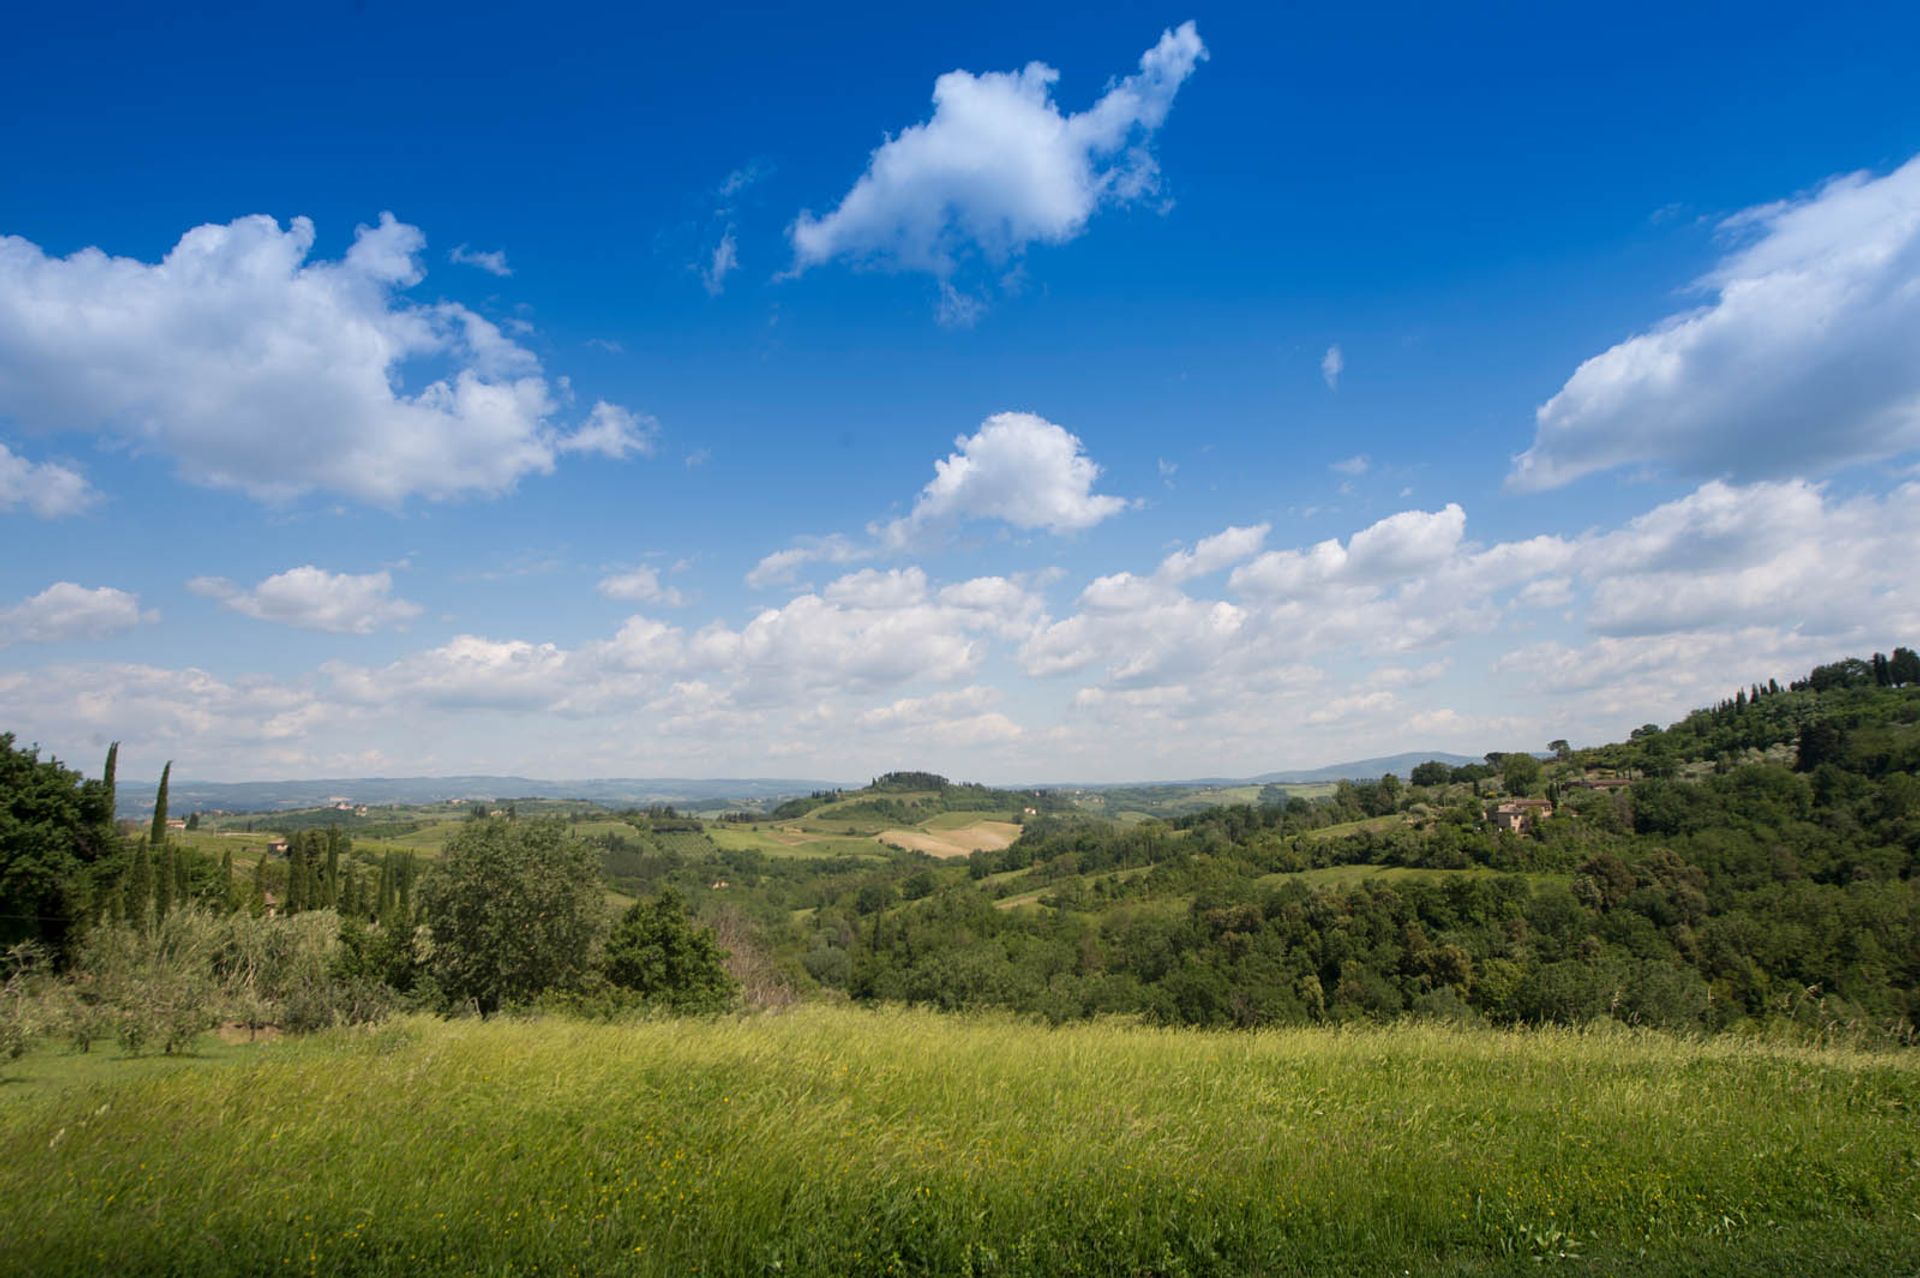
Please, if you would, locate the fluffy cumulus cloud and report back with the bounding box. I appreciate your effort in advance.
[555,402,658,460]
[790,22,1205,279]
[1155,523,1268,583]
[0,441,96,517]
[1514,153,1920,491]
[855,686,1023,746]
[751,412,1127,588]
[597,565,686,607]
[0,583,154,647]
[0,662,346,773]
[188,566,422,634]
[12,479,1919,780]
[879,412,1128,544]
[0,214,649,505]
[323,568,1048,727]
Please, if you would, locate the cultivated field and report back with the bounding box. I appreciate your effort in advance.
[2,1007,1915,1276]
[876,818,1022,858]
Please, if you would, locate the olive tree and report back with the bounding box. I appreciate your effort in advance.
[420,818,606,1014]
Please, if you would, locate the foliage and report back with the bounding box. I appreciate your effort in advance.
[0,735,117,954]
[603,888,737,1013]
[419,818,605,1014]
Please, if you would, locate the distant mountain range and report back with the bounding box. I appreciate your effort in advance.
[119,751,1487,816]
[116,775,847,817]
[1245,751,1485,784]
[1058,751,1486,790]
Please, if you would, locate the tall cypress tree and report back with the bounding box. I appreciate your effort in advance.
[148,761,172,849]
[252,851,269,915]
[128,840,153,930]
[286,843,305,914]
[323,834,340,910]
[220,849,237,912]
[156,842,175,921]
[102,741,119,815]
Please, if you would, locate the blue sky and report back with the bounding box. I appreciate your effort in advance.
[4,2,1920,783]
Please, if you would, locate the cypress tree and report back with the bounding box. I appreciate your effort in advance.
[220,850,237,911]
[287,843,306,914]
[102,741,119,816]
[148,761,172,849]
[128,840,153,930]
[252,851,269,915]
[156,842,175,921]
[323,836,340,909]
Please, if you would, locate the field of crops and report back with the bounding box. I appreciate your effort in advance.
[2,1007,1916,1276]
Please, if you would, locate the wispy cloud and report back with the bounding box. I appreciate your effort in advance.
[449,244,512,276]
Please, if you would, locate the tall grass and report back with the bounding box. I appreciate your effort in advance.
[2,1006,1916,1275]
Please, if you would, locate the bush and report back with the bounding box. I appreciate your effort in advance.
[604,889,737,1014]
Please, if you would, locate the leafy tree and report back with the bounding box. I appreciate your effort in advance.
[603,889,737,1013]
[1500,752,1544,795]
[420,818,605,1014]
[1409,761,1453,787]
[1548,739,1572,761]
[0,735,117,952]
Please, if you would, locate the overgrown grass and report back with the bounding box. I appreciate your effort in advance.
[2,1007,1917,1276]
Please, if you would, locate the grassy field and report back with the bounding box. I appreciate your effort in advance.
[2,1008,1916,1277]
[705,823,890,860]
[1255,864,1572,892]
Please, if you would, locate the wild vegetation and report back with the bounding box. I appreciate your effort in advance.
[2,649,1919,1272]
[3,1007,1917,1276]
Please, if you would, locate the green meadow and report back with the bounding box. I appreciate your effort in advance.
[3,1006,1917,1277]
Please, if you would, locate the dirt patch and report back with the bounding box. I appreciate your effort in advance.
[875,821,1022,858]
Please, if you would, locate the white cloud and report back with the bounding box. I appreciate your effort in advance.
[879,411,1128,545]
[0,583,154,646]
[1330,453,1369,476]
[329,634,571,711]
[789,22,1205,281]
[0,441,96,517]
[701,232,738,296]
[1321,344,1344,390]
[556,402,658,459]
[855,686,1023,745]
[1514,153,1920,491]
[597,565,687,607]
[1156,523,1269,583]
[0,213,648,505]
[822,566,929,610]
[1574,479,1920,638]
[1229,504,1472,597]
[448,244,511,276]
[188,566,422,635]
[746,534,868,589]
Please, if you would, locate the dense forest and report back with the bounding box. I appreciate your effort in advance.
[3,648,1918,1048]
